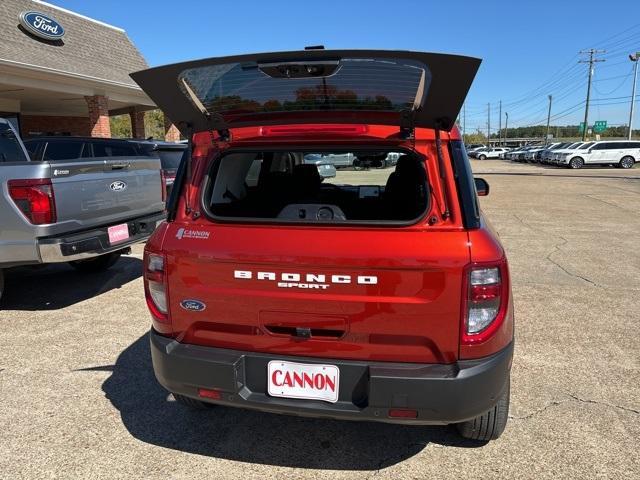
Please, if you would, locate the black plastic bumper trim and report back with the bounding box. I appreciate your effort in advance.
[150,330,513,425]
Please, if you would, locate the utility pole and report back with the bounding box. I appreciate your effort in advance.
[504,112,508,144]
[487,102,491,146]
[579,49,606,141]
[628,52,639,140]
[498,100,502,146]
[545,95,553,145]
[463,102,466,140]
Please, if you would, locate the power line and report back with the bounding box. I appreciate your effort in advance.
[593,66,633,96]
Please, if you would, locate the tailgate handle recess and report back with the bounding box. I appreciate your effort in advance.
[111,162,130,170]
[265,324,344,339]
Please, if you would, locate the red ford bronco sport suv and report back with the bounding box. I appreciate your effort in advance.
[133,49,514,442]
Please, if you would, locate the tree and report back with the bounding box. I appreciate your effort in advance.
[109,114,131,138]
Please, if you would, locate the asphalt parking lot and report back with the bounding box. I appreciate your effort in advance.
[1,159,638,479]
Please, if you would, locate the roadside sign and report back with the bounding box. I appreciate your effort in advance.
[593,120,607,133]
[546,133,553,139]
[578,122,585,133]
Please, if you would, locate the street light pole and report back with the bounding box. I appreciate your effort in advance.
[545,95,553,145]
[487,102,491,146]
[628,52,639,140]
[504,112,508,144]
[499,100,502,146]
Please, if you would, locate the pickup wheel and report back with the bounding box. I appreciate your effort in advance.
[619,156,635,169]
[173,393,215,410]
[455,378,510,442]
[69,251,122,273]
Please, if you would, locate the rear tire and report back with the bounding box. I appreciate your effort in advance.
[569,157,584,169]
[619,156,635,169]
[69,251,122,273]
[173,393,214,410]
[456,378,510,441]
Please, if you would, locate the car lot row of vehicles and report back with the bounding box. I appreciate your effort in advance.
[466,141,639,169]
[504,141,640,169]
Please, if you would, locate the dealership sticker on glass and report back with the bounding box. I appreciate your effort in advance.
[107,224,129,245]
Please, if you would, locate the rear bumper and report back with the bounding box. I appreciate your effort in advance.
[38,212,165,262]
[150,330,513,425]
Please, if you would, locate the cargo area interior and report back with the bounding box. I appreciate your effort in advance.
[205,150,429,223]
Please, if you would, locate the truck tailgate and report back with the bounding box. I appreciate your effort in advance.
[51,156,164,231]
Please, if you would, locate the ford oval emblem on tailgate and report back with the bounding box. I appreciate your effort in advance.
[180,299,206,312]
[110,180,127,192]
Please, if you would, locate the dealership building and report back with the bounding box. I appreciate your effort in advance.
[0,0,179,140]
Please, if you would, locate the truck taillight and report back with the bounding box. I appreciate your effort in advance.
[8,179,56,224]
[461,261,508,345]
[144,252,169,323]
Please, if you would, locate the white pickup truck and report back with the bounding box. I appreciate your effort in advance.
[0,118,165,302]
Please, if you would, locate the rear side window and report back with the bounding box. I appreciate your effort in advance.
[204,149,428,224]
[93,141,138,157]
[0,123,28,162]
[42,140,84,161]
[450,140,480,229]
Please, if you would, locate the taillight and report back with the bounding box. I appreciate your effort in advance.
[144,252,169,323]
[461,261,508,345]
[8,179,56,224]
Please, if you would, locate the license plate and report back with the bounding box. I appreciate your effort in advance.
[267,360,339,403]
[107,223,130,245]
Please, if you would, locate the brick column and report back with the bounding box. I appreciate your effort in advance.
[163,114,181,142]
[84,95,111,138]
[129,108,146,139]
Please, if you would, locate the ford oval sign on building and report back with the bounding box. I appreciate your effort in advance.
[19,11,65,41]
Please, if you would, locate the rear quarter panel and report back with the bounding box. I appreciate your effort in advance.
[0,162,51,265]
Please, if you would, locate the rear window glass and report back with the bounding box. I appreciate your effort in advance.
[205,150,428,224]
[43,141,83,161]
[23,140,42,160]
[93,142,138,157]
[156,149,185,169]
[0,123,27,162]
[178,57,430,116]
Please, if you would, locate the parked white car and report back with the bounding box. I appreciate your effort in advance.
[550,142,588,165]
[465,143,486,152]
[475,147,509,160]
[557,140,640,169]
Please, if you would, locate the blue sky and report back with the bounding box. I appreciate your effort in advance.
[52,0,640,132]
